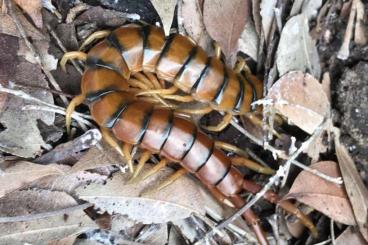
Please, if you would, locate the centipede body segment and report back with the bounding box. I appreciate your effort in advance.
[61,23,317,244]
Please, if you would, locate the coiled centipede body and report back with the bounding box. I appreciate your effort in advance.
[61,23,317,244]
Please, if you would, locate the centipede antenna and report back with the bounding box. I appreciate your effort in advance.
[79,30,111,51]
[60,51,87,72]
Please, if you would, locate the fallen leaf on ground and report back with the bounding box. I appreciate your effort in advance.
[267,71,330,134]
[237,19,259,61]
[0,161,67,198]
[177,0,212,52]
[284,161,355,225]
[70,144,123,173]
[151,0,177,35]
[335,136,368,241]
[336,226,367,245]
[276,14,321,78]
[76,165,224,224]
[0,189,96,245]
[260,0,277,44]
[290,0,322,21]
[203,0,249,64]
[13,0,43,28]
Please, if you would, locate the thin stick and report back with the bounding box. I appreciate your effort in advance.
[230,119,342,185]
[198,120,329,242]
[0,203,92,223]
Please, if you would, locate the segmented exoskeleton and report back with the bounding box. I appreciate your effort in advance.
[61,23,317,245]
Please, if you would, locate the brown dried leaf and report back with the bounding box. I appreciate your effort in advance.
[260,0,277,44]
[76,165,224,224]
[336,226,367,245]
[0,161,67,198]
[14,0,43,28]
[267,71,330,134]
[203,0,249,61]
[335,137,368,241]
[0,190,96,244]
[284,161,355,225]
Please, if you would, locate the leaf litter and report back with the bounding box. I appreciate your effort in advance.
[0,0,367,244]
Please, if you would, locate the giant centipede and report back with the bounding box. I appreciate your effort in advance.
[61,23,317,244]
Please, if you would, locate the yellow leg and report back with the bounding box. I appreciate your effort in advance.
[137,86,178,96]
[79,30,111,51]
[123,144,134,173]
[60,51,87,72]
[130,151,152,180]
[207,185,235,208]
[154,168,187,191]
[133,72,155,89]
[177,105,213,115]
[65,94,85,135]
[100,127,127,160]
[231,157,275,175]
[215,141,248,157]
[213,42,222,59]
[128,78,150,90]
[144,71,163,89]
[163,94,194,103]
[140,159,168,180]
[234,56,247,74]
[202,112,233,132]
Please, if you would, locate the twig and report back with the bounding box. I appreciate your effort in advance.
[0,203,92,223]
[330,219,336,245]
[337,0,357,60]
[198,120,329,242]
[230,119,342,185]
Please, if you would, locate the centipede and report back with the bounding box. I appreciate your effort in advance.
[61,23,317,244]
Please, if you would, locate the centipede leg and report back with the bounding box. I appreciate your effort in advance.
[139,158,168,181]
[137,86,178,96]
[130,150,152,181]
[231,157,275,175]
[206,185,235,208]
[154,168,187,191]
[230,195,269,245]
[177,105,213,115]
[162,94,194,102]
[79,30,111,51]
[65,94,85,135]
[242,179,318,238]
[202,112,233,132]
[143,71,163,89]
[100,127,126,159]
[60,51,87,72]
[213,41,222,59]
[123,143,134,173]
[133,72,156,89]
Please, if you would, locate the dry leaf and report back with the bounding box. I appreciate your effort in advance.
[151,0,177,35]
[336,226,367,245]
[290,0,322,21]
[177,0,212,52]
[335,137,368,241]
[203,0,249,63]
[260,0,277,44]
[0,13,44,40]
[70,144,123,173]
[276,14,321,78]
[13,0,43,28]
[237,19,259,61]
[0,161,67,198]
[267,71,330,134]
[0,190,96,245]
[284,161,355,225]
[76,165,224,224]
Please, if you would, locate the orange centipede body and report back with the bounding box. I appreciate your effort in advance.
[62,23,318,245]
